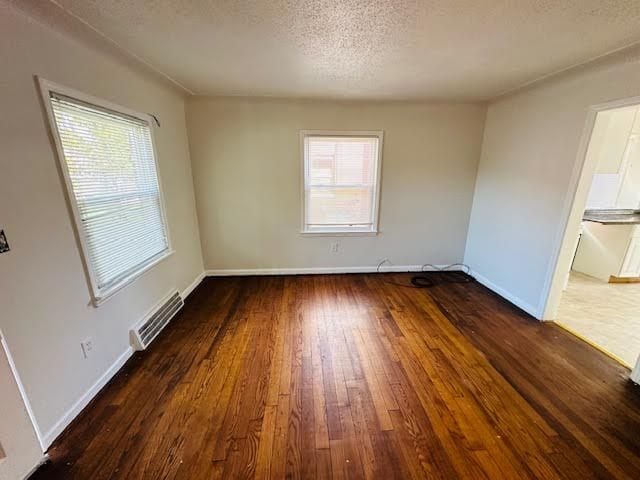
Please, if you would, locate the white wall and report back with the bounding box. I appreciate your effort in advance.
[0,0,203,451]
[464,45,640,318]
[186,97,486,272]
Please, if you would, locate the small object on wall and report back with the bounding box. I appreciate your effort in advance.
[0,229,9,254]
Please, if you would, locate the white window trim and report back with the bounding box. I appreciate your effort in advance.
[38,77,174,306]
[300,130,384,236]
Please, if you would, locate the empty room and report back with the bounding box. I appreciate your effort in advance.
[1,1,640,479]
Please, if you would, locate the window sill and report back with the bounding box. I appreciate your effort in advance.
[300,231,379,237]
[91,249,175,307]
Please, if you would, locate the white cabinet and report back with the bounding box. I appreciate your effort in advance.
[633,108,640,134]
[573,224,640,280]
[616,135,640,209]
[585,106,640,210]
[620,229,640,277]
[593,107,636,175]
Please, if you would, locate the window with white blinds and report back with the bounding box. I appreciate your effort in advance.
[302,132,383,234]
[44,83,170,303]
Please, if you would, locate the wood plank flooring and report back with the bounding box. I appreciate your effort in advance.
[33,273,640,479]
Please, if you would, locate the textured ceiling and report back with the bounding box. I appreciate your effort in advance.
[35,0,640,99]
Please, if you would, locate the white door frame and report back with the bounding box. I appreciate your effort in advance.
[632,355,640,384]
[539,95,640,321]
[0,330,46,452]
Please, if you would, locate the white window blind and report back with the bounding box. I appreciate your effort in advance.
[48,92,170,300]
[303,133,382,233]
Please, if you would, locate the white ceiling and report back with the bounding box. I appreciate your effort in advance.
[38,0,640,99]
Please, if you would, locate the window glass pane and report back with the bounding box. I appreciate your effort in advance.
[306,186,374,226]
[304,135,380,231]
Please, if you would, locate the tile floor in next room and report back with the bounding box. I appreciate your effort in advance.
[557,271,640,368]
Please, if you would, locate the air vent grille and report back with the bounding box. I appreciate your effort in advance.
[131,291,183,350]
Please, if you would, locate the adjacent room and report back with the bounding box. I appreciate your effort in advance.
[1,1,640,479]
[555,104,640,368]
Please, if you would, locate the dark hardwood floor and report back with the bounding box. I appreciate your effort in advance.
[33,273,640,479]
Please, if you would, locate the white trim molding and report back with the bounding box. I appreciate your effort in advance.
[0,331,46,452]
[41,346,133,448]
[632,356,640,385]
[182,271,205,299]
[206,264,462,276]
[469,270,542,319]
[22,454,50,480]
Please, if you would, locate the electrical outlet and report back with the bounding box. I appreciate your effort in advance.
[330,241,340,253]
[81,338,94,359]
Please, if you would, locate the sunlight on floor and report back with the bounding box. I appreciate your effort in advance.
[556,272,640,368]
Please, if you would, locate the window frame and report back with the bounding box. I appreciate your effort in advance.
[300,130,384,236]
[38,78,173,306]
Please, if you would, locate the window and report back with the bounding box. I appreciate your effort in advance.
[40,80,171,304]
[302,131,383,234]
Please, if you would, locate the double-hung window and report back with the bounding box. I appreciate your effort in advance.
[40,80,171,304]
[302,131,383,235]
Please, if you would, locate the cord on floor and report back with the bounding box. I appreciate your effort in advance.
[376,259,474,288]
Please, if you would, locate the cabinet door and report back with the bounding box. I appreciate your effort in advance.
[616,135,640,208]
[594,108,636,174]
[620,236,640,277]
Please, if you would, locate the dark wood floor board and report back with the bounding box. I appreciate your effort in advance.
[269,392,290,480]
[33,273,640,479]
[444,295,640,475]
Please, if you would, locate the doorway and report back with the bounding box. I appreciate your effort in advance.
[543,99,640,371]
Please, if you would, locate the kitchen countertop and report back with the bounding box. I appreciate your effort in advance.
[583,209,640,225]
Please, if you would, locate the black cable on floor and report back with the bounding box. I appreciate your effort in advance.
[376,260,474,288]
[410,270,473,288]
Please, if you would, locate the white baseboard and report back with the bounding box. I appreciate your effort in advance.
[182,270,205,299]
[22,454,49,480]
[41,346,133,448]
[205,264,463,276]
[470,269,541,319]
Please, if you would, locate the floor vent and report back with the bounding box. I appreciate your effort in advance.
[131,291,183,350]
